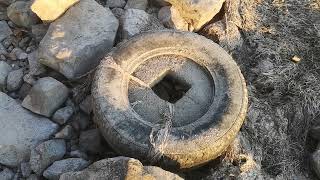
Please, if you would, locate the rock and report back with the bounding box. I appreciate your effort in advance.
[11,47,28,60]
[310,126,320,140]
[154,0,170,6]
[18,82,32,99]
[38,0,119,79]
[0,0,14,6]
[7,1,39,28]
[158,6,189,31]
[21,162,32,178]
[0,20,12,41]
[27,50,46,76]
[23,73,36,85]
[52,106,74,125]
[7,68,24,91]
[30,139,66,175]
[31,0,79,22]
[312,149,320,178]
[69,150,88,160]
[71,112,90,131]
[31,24,48,42]
[79,129,103,154]
[60,157,183,180]
[55,125,73,139]
[0,92,58,166]
[43,158,89,180]
[0,43,7,55]
[22,77,69,117]
[164,0,225,31]
[0,168,14,180]
[124,0,148,11]
[120,9,164,39]
[0,61,12,89]
[27,174,40,180]
[111,7,124,20]
[79,95,92,115]
[106,0,126,8]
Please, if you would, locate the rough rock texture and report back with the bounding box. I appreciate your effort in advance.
[22,77,69,117]
[55,125,73,139]
[60,157,183,180]
[164,0,225,31]
[158,6,189,31]
[0,61,12,89]
[7,1,39,28]
[312,149,320,178]
[31,24,48,42]
[7,68,24,91]
[43,158,89,180]
[124,0,148,10]
[31,0,80,22]
[0,168,14,180]
[30,139,66,175]
[52,106,74,125]
[21,162,32,178]
[27,50,46,76]
[79,129,103,154]
[0,20,12,41]
[106,0,126,8]
[38,0,119,79]
[120,9,164,39]
[0,92,58,167]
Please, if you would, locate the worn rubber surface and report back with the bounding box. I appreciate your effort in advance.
[92,31,248,169]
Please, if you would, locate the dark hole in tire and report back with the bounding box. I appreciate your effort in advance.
[151,72,191,103]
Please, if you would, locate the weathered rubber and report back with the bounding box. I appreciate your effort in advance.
[92,31,248,169]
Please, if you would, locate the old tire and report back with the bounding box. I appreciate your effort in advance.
[92,31,248,169]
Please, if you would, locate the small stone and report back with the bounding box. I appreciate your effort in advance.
[158,6,189,31]
[31,0,80,22]
[0,168,14,180]
[0,43,7,55]
[69,150,88,160]
[0,20,12,41]
[55,125,73,139]
[125,0,148,11]
[22,77,69,117]
[18,83,32,99]
[27,174,40,180]
[291,55,301,63]
[111,7,125,20]
[79,95,92,115]
[27,50,46,76]
[21,162,32,178]
[79,129,103,154]
[0,61,12,89]
[23,73,36,85]
[107,0,126,8]
[312,149,320,178]
[7,1,39,28]
[7,68,24,91]
[0,54,6,60]
[31,24,48,42]
[30,139,66,175]
[120,9,164,39]
[52,106,74,125]
[11,47,27,60]
[43,158,89,180]
[310,126,320,141]
[19,36,31,48]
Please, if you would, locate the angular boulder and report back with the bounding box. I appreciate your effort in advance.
[38,0,119,79]
[31,0,79,22]
[164,0,225,31]
[22,77,69,117]
[0,92,58,167]
[60,157,183,180]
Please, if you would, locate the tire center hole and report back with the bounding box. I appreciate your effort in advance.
[151,72,191,103]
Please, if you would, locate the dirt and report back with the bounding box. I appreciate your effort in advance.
[184,0,320,179]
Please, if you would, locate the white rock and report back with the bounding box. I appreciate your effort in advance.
[124,0,148,11]
[31,0,80,22]
[7,68,24,91]
[0,20,12,41]
[0,61,12,89]
[22,77,69,117]
[38,0,119,79]
[7,1,39,28]
[0,92,58,167]
[158,6,189,31]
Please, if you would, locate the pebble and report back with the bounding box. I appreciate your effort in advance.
[6,68,24,91]
[0,61,12,89]
[52,106,74,125]
[55,125,73,139]
[21,162,32,178]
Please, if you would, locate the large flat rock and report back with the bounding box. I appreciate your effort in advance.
[0,92,58,167]
[38,0,119,79]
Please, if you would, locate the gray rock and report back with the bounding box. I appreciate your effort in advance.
[27,50,46,76]
[60,157,183,180]
[79,129,103,154]
[69,150,88,160]
[31,24,48,42]
[30,139,66,175]
[0,20,12,42]
[11,47,27,60]
[125,0,148,11]
[310,126,320,141]
[7,1,39,28]
[7,68,24,91]
[38,0,119,79]
[312,149,320,178]
[23,73,36,85]
[0,168,14,180]
[43,158,89,180]
[0,0,14,6]
[26,174,40,180]
[120,9,164,39]
[107,0,126,8]
[52,106,74,125]
[111,7,124,20]
[79,95,92,115]
[0,61,12,89]
[0,92,58,167]
[22,77,69,117]
[18,82,32,99]
[55,125,73,139]
[0,43,7,55]
[21,162,32,178]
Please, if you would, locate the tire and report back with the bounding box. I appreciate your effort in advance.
[92,31,248,169]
